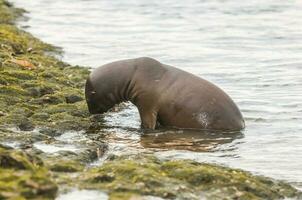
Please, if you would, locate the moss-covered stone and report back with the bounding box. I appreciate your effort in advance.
[80,155,302,200]
[0,147,58,199]
[47,159,85,173]
[0,4,92,132]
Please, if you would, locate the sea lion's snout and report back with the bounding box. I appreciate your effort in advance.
[86,98,108,114]
[87,102,99,114]
[85,77,100,114]
[86,93,107,114]
[85,78,113,114]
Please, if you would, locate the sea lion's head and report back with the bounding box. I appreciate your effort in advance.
[85,76,112,114]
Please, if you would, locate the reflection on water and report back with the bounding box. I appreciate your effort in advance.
[141,129,243,152]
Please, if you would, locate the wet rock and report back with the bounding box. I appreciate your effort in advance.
[26,146,45,156]
[0,147,39,170]
[0,147,58,199]
[92,172,115,183]
[0,153,28,169]
[79,154,302,200]
[0,85,29,97]
[77,148,99,163]
[0,78,8,85]
[31,112,50,120]
[18,118,34,131]
[26,87,42,97]
[35,94,64,105]
[0,143,13,150]
[105,154,117,161]
[18,143,33,150]
[39,127,62,137]
[22,151,44,167]
[30,132,50,142]
[47,160,85,173]
[65,94,83,104]
[2,70,35,80]
[0,23,89,132]
[47,141,107,164]
[42,103,79,115]
[26,85,54,98]
[47,116,90,131]
[56,150,78,157]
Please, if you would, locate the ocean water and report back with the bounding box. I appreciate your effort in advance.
[11,0,302,187]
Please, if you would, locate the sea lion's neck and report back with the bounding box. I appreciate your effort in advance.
[91,57,161,112]
[104,63,138,107]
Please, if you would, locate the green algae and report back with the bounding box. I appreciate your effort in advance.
[1,0,92,132]
[46,159,85,173]
[0,20,92,132]
[79,155,302,200]
[0,3,103,194]
[0,147,57,199]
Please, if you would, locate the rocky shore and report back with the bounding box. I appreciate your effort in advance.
[0,1,301,199]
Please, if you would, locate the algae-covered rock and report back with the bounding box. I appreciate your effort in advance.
[0,147,58,199]
[0,147,39,170]
[47,159,85,173]
[65,94,84,104]
[0,11,93,132]
[80,155,302,200]
[0,0,93,132]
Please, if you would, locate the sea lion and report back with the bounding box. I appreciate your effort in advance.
[85,57,245,131]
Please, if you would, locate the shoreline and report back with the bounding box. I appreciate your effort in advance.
[0,1,301,199]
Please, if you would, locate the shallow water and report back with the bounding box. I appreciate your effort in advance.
[11,0,302,187]
[56,189,108,200]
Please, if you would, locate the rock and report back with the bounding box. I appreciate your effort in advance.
[18,118,34,131]
[30,132,50,142]
[39,128,62,137]
[0,111,5,117]
[0,26,89,129]
[65,94,83,104]
[0,143,13,150]
[0,147,58,199]
[40,95,64,104]
[0,154,28,169]
[31,112,50,120]
[26,86,54,98]
[47,160,85,173]
[0,147,38,170]
[79,154,302,200]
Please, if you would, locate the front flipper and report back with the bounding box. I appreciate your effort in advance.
[138,108,158,130]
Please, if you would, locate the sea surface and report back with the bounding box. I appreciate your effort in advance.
[11,0,302,190]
